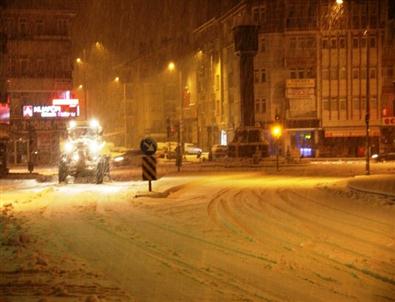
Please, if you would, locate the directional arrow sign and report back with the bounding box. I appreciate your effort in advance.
[140,137,157,156]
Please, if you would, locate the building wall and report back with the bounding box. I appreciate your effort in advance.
[2,8,74,164]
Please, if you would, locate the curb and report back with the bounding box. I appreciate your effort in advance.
[347,182,395,198]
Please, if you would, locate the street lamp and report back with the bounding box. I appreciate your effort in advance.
[271,124,282,171]
[168,61,183,171]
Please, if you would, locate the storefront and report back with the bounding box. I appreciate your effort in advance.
[321,127,380,157]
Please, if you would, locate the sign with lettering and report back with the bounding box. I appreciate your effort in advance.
[23,105,79,118]
[286,79,315,88]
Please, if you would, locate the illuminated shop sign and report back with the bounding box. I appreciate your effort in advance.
[23,104,80,118]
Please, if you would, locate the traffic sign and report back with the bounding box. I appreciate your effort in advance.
[142,155,157,192]
[140,137,157,156]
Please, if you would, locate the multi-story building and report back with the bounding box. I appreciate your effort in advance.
[193,0,393,157]
[2,6,75,164]
[111,0,394,158]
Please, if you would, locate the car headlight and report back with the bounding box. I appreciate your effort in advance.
[371,154,378,159]
[64,142,73,153]
[114,156,124,162]
[72,153,79,162]
[89,141,102,154]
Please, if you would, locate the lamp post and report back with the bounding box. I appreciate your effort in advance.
[271,124,282,171]
[364,0,371,175]
[168,62,183,171]
[76,49,88,120]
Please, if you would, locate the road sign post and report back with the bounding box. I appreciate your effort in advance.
[140,137,157,192]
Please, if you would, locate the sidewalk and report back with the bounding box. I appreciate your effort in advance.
[348,174,395,197]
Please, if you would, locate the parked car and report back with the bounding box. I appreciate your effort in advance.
[371,152,395,162]
[184,143,202,156]
[112,149,142,167]
[209,144,228,160]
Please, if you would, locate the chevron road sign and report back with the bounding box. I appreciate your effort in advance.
[142,155,157,192]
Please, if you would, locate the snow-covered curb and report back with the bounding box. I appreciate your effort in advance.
[347,175,395,198]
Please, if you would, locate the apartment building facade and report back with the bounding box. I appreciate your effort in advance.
[2,7,75,164]
[192,0,393,157]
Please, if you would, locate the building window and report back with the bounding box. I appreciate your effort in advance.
[340,98,347,110]
[352,68,359,79]
[260,37,266,52]
[215,74,220,91]
[322,69,329,80]
[387,67,393,78]
[369,37,376,48]
[322,38,329,49]
[255,98,266,114]
[340,67,346,79]
[330,67,338,80]
[370,96,377,109]
[323,98,329,111]
[331,38,337,49]
[252,5,266,24]
[290,70,297,79]
[331,97,339,111]
[361,37,367,48]
[261,69,266,82]
[298,70,304,79]
[254,69,259,83]
[361,68,366,79]
[353,97,360,110]
[306,68,313,78]
[289,38,296,50]
[370,68,376,79]
[36,20,44,35]
[361,97,366,110]
[19,18,27,35]
[20,59,29,76]
[353,37,359,48]
[339,37,346,48]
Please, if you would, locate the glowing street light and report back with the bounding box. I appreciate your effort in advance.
[271,124,283,171]
[168,62,175,72]
[76,57,82,64]
[336,0,343,5]
[114,76,120,82]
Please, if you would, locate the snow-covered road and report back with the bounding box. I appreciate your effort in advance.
[1,166,394,301]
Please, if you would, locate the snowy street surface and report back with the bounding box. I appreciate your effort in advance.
[1,161,395,301]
